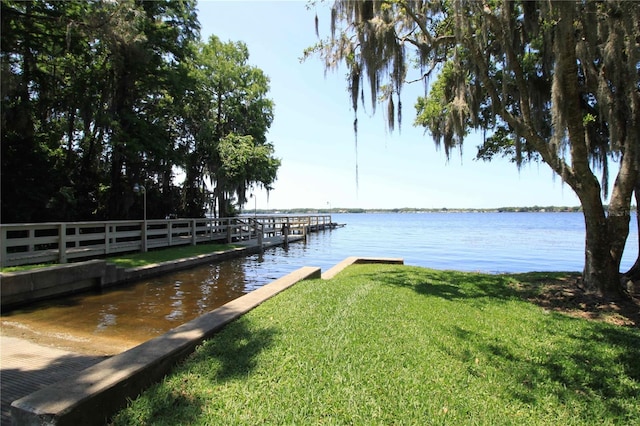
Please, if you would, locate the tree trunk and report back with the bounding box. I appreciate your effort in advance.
[581,202,620,296]
[217,188,228,218]
[182,151,203,218]
[577,172,633,298]
[577,159,636,298]
[551,1,625,298]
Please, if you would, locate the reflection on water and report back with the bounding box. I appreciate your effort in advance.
[1,256,246,348]
[1,225,359,352]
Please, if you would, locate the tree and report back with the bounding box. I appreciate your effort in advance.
[95,0,200,219]
[182,36,278,217]
[1,0,200,221]
[1,0,84,222]
[309,0,640,297]
[217,134,281,211]
[2,0,278,222]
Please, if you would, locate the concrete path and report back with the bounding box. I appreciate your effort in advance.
[0,335,107,426]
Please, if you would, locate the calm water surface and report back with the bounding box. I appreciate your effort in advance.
[3,212,637,350]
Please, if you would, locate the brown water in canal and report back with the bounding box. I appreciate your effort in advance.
[1,257,268,356]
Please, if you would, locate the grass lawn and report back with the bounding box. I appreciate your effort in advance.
[0,243,240,272]
[110,264,640,425]
[0,263,55,273]
[103,243,240,268]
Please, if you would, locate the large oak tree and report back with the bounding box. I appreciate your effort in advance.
[309,0,640,296]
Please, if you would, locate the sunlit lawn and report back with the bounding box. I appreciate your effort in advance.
[0,243,241,273]
[111,264,640,425]
[0,263,55,273]
[104,243,241,268]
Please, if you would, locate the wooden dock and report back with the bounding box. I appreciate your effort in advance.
[0,215,337,268]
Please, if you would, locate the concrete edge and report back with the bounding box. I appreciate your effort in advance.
[10,265,321,426]
[321,256,404,280]
[8,256,402,425]
[104,235,302,286]
[1,260,108,308]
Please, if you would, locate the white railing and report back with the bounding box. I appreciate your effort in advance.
[248,215,333,237]
[0,215,333,267]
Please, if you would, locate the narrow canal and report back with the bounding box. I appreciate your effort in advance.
[1,229,344,356]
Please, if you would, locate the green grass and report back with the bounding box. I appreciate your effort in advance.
[104,243,241,268]
[0,263,57,273]
[0,243,241,272]
[110,264,640,425]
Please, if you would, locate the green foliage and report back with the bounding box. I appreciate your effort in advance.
[111,265,640,425]
[1,0,277,223]
[183,36,279,217]
[1,0,202,221]
[414,61,469,157]
[217,134,281,207]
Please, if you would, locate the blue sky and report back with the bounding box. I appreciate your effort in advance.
[196,0,581,210]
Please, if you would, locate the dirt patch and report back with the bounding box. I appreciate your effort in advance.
[511,273,640,328]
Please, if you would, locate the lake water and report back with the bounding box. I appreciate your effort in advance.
[326,212,638,273]
[250,212,638,274]
[3,212,637,352]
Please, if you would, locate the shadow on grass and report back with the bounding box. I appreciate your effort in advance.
[357,266,640,420]
[368,266,639,327]
[197,320,278,382]
[511,271,640,327]
[508,320,638,419]
[433,317,640,420]
[111,319,277,425]
[367,267,521,303]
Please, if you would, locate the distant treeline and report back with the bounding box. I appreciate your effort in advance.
[250,206,600,215]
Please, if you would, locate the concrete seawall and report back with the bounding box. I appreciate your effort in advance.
[321,256,405,279]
